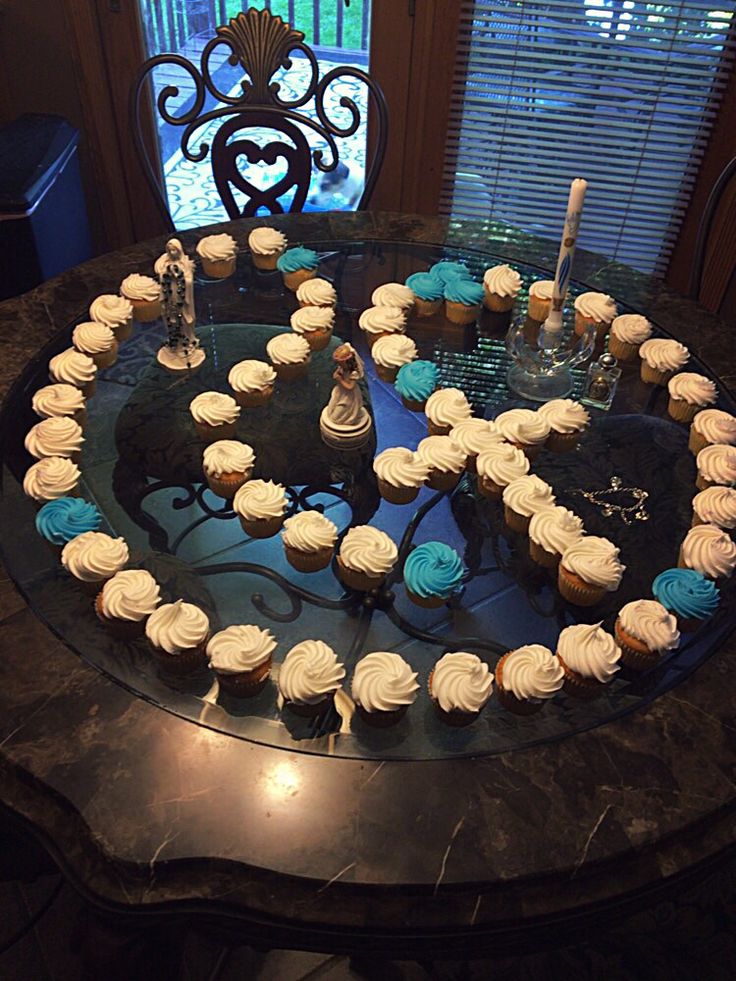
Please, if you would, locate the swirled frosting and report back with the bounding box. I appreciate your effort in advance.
[35,497,100,545]
[290,306,335,334]
[279,640,345,704]
[23,457,80,500]
[404,542,464,599]
[189,392,240,426]
[476,443,530,486]
[443,278,484,305]
[145,600,209,653]
[196,233,237,261]
[668,372,717,406]
[206,625,276,673]
[25,417,84,459]
[339,526,397,575]
[120,273,160,301]
[449,418,503,455]
[561,536,625,589]
[692,409,736,445]
[373,447,429,488]
[281,511,338,552]
[528,507,584,554]
[228,359,276,393]
[405,272,444,301]
[372,334,418,369]
[680,524,736,578]
[296,277,337,306]
[352,652,419,711]
[89,294,133,327]
[100,570,160,621]
[32,384,85,420]
[425,388,472,429]
[358,305,407,335]
[202,440,255,477]
[428,261,472,284]
[502,475,556,517]
[618,599,680,651]
[692,486,736,528]
[431,652,493,713]
[372,283,415,309]
[483,264,521,298]
[61,531,128,582]
[557,623,620,682]
[611,314,652,344]
[49,348,96,387]
[639,338,689,371]
[416,435,466,473]
[233,480,287,520]
[500,645,563,701]
[495,408,550,446]
[537,398,590,434]
[652,568,720,621]
[529,279,554,299]
[266,333,311,365]
[276,246,319,272]
[574,291,617,323]
[72,322,116,354]
[696,444,736,485]
[395,360,438,402]
[248,227,287,255]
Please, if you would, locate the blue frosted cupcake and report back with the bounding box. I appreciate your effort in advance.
[652,567,720,632]
[276,246,319,291]
[35,496,101,554]
[404,541,465,608]
[444,278,485,325]
[395,360,439,412]
[405,272,444,318]
[428,261,472,285]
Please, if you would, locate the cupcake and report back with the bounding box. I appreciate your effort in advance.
[558,537,625,606]
[281,510,338,572]
[638,338,689,386]
[95,569,161,641]
[608,314,652,362]
[358,305,407,348]
[35,497,101,554]
[23,457,81,503]
[416,435,466,491]
[72,322,118,370]
[61,531,129,595]
[527,280,554,322]
[667,372,718,423]
[443,277,484,325]
[373,447,429,504]
[49,348,97,398]
[25,417,84,463]
[266,332,311,381]
[196,232,237,278]
[614,599,680,670]
[352,652,419,727]
[233,479,288,538]
[695,444,736,490]
[424,388,472,437]
[206,625,275,696]
[227,359,276,407]
[120,273,162,322]
[678,524,736,579]
[189,392,241,442]
[89,294,134,342]
[448,418,503,473]
[278,639,346,716]
[495,644,563,715]
[290,306,335,352]
[688,409,736,456]
[404,272,444,318]
[202,439,255,499]
[32,384,86,427]
[145,600,210,675]
[494,408,550,460]
[276,246,319,290]
[296,277,337,308]
[403,541,465,608]
[537,399,590,453]
[482,263,521,312]
[556,623,620,698]
[476,442,530,499]
[371,282,415,311]
[502,475,556,534]
[691,486,736,529]
[248,226,287,270]
[394,360,438,412]
[428,651,493,726]
[371,334,418,383]
[528,506,584,568]
[652,567,720,632]
[574,292,617,339]
[428,261,472,284]
[337,525,398,591]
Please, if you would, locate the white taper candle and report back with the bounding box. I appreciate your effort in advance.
[543,178,588,335]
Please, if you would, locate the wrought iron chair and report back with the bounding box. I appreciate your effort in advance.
[688,155,736,319]
[130,7,388,230]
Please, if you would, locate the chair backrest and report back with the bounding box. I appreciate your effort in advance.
[130,8,388,231]
[688,155,736,321]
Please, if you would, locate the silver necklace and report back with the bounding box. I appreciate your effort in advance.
[570,475,649,526]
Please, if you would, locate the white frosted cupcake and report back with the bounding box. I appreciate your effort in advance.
[494,408,550,460]
[72,322,118,370]
[266,333,311,380]
[537,399,590,453]
[373,447,429,504]
[248,226,287,270]
[352,651,419,726]
[371,334,418,383]
[146,600,210,675]
[689,409,736,455]
[574,291,617,338]
[233,479,287,538]
[614,599,680,670]
[424,388,472,437]
[189,392,241,442]
[482,264,521,312]
[32,384,86,427]
[25,417,84,462]
[495,644,563,715]
[203,439,255,498]
[428,651,493,726]
[23,457,81,504]
[639,338,689,386]
[558,536,625,606]
[358,305,406,348]
[449,418,503,472]
[279,640,346,716]
[296,277,337,309]
[678,524,736,580]
[289,306,335,352]
[89,294,134,341]
[207,625,276,695]
[228,359,276,407]
[337,525,398,591]
[696,444,736,490]
[556,623,620,697]
[120,273,161,322]
[95,569,161,640]
[61,531,129,594]
[608,314,652,361]
[416,435,467,491]
[502,475,556,534]
[281,510,338,572]
[692,486,736,529]
[667,372,718,423]
[371,283,415,311]
[49,348,97,398]
[528,506,584,568]
[528,279,554,322]
[196,232,237,278]
[476,442,530,499]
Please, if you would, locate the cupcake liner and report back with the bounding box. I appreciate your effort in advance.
[690,511,707,528]
[336,557,385,592]
[528,539,560,569]
[130,297,161,322]
[110,321,133,342]
[151,642,209,677]
[233,387,273,408]
[640,362,673,386]
[427,421,453,437]
[252,251,281,271]
[445,300,481,325]
[75,574,110,596]
[556,651,604,699]
[356,703,409,728]
[527,296,550,322]
[695,474,717,492]
[668,396,700,424]
[401,395,429,412]
[478,476,504,500]
[378,479,420,505]
[483,287,515,313]
[283,268,317,291]
[688,427,710,456]
[81,344,118,371]
[677,615,705,633]
[299,298,335,310]
[375,363,400,383]
[558,566,607,606]
[215,659,271,697]
[240,515,285,539]
[95,591,147,641]
[284,694,334,718]
[195,420,238,443]
[284,544,333,573]
[200,257,236,279]
[607,335,640,362]
[503,504,531,535]
[464,454,478,475]
[406,589,448,609]
[303,329,332,352]
[512,441,542,462]
[273,360,310,381]
[414,297,442,318]
[546,430,581,454]
[206,470,249,499]
[613,620,661,672]
[426,468,462,492]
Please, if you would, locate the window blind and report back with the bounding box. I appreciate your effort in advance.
[440,1,736,275]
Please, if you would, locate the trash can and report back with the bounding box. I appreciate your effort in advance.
[0,114,93,302]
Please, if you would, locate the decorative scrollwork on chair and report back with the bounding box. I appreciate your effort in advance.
[130,7,388,230]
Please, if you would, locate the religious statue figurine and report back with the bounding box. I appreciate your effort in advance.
[319,342,372,449]
[156,237,206,374]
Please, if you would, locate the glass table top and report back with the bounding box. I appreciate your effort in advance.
[1,238,734,761]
